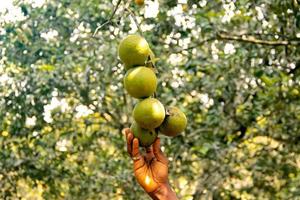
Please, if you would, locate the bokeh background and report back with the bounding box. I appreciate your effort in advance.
[1,0,300,199]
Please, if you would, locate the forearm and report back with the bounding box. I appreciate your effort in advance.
[148,183,178,200]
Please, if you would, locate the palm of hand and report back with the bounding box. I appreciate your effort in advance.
[134,149,168,193]
[124,128,169,193]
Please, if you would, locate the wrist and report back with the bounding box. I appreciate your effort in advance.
[148,183,178,200]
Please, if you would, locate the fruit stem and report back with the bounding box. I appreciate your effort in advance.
[125,7,143,35]
[93,0,122,36]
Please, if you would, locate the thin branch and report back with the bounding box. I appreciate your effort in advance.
[241,32,290,39]
[125,7,143,35]
[167,31,300,54]
[117,0,132,31]
[93,0,123,37]
[217,32,300,46]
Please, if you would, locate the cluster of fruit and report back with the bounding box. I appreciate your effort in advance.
[118,35,187,147]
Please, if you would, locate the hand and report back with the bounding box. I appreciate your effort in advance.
[124,128,178,200]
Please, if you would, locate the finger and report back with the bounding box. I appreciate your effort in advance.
[127,133,134,156]
[132,138,141,157]
[153,138,168,164]
[144,146,155,162]
[122,128,130,136]
[123,128,130,143]
[132,138,145,170]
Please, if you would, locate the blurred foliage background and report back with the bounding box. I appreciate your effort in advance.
[1,0,300,199]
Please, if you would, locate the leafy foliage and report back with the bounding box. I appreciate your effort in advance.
[1,0,300,199]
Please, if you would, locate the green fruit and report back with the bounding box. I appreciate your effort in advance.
[118,35,150,69]
[124,66,157,98]
[130,122,157,147]
[133,98,165,130]
[159,107,187,137]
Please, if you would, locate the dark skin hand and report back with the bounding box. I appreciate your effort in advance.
[124,128,178,200]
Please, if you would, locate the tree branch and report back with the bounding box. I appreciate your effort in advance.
[217,32,300,46]
[93,0,123,37]
[125,7,143,35]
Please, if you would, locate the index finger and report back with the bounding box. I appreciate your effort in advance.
[123,128,133,156]
[123,128,131,138]
[132,138,145,171]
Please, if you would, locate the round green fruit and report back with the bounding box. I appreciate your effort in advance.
[159,107,187,137]
[118,35,150,69]
[133,98,165,130]
[130,122,157,147]
[124,66,157,98]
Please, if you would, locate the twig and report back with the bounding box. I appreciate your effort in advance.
[93,0,123,37]
[217,32,300,46]
[118,0,132,31]
[125,7,143,35]
[172,32,300,54]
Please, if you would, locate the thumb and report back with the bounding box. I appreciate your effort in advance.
[153,138,168,165]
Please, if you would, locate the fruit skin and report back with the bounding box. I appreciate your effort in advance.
[159,107,187,137]
[133,98,165,130]
[135,0,144,6]
[124,66,157,98]
[118,35,150,69]
[130,121,157,147]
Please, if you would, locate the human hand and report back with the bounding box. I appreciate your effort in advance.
[124,128,178,200]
